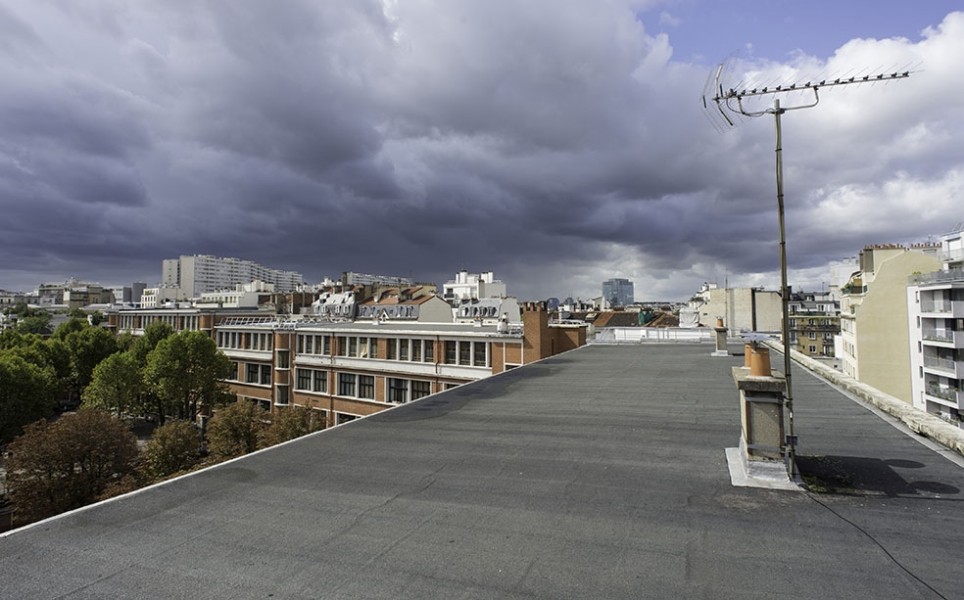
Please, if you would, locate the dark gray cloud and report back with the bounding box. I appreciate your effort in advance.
[0,2,962,300]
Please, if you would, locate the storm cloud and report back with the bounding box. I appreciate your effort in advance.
[1,2,962,300]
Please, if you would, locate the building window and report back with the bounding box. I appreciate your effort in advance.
[473,342,487,367]
[459,342,471,366]
[388,378,409,403]
[296,368,312,390]
[387,338,398,360]
[260,364,271,385]
[808,345,816,353]
[227,361,239,381]
[425,340,435,362]
[358,375,375,399]
[337,336,348,357]
[277,350,290,369]
[399,339,409,361]
[246,363,260,384]
[338,373,356,397]
[276,386,289,405]
[445,341,457,364]
[412,380,431,400]
[313,371,327,393]
[412,339,423,362]
[808,332,816,340]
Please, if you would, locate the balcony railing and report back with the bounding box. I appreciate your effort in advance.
[923,355,959,374]
[910,268,964,285]
[926,385,959,402]
[922,330,955,343]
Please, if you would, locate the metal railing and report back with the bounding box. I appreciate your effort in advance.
[926,386,959,402]
[920,300,952,313]
[910,268,964,285]
[923,355,958,373]
[922,330,955,343]
[592,327,716,344]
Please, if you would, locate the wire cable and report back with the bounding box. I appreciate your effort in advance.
[804,491,948,599]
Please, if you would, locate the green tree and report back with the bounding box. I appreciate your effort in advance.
[207,401,264,458]
[5,410,138,524]
[142,420,202,478]
[0,331,72,409]
[130,322,175,367]
[15,314,52,335]
[261,407,323,447]
[144,331,232,423]
[0,352,58,443]
[63,326,119,395]
[52,317,87,340]
[82,352,144,416]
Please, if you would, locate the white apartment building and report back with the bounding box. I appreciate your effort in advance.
[682,283,782,332]
[196,281,275,309]
[442,270,507,305]
[908,226,964,425]
[162,255,303,297]
[838,244,940,404]
[140,286,186,309]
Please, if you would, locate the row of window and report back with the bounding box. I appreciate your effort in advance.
[443,340,488,367]
[386,338,435,362]
[294,334,489,367]
[119,314,199,331]
[218,331,274,351]
[788,318,836,327]
[293,368,434,404]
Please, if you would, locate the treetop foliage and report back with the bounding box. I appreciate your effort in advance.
[5,410,138,524]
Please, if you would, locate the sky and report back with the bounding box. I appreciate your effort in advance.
[1,1,963,302]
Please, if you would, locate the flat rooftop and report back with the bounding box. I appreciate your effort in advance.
[2,344,964,599]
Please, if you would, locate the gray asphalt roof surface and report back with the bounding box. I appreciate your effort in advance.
[2,344,964,599]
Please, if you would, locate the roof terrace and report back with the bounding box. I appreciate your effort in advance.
[2,344,963,598]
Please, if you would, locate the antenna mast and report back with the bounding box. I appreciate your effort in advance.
[702,63,911,479]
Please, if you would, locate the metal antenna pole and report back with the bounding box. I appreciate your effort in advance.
[773,98,796,478]
[701,65,911,477]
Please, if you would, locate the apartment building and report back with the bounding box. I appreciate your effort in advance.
[107,302,586,428]
[838,243,941,403]
[908,227,964,425]
[162,255,304,296]
[787,292,839,358]
[683,283,782,332]
[443,270,507,304]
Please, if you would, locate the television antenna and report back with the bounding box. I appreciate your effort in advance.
[701,60,911,479]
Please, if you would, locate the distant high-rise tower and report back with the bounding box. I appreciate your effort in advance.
[602,278,634,308]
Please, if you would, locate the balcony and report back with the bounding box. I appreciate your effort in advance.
[921,330,964,348]
[923,355,963,378]
[925,385,962,409]
[919,300,964,318]
[909,267,964,285]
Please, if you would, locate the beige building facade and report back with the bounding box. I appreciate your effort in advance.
[838,244,941,403]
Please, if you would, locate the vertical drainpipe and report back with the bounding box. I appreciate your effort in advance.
[751,288,758,331]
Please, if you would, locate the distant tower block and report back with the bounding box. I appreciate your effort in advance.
[712,317,729,356]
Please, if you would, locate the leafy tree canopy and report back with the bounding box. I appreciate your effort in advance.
[82,351,144,416]
[15,314,52,336]
[144,331,232,423]
[130,321,175,367]
[262,407,324,447]
[207,401,265,459]
[52,317,87,340]
[142,420,202,478]
[5,410,138,524]
[0,352,57,443]
[64,326,119,391]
